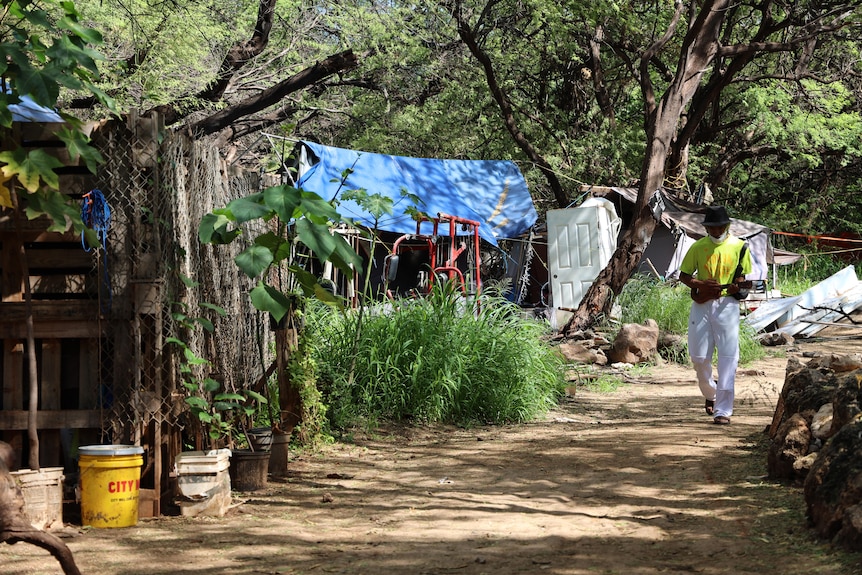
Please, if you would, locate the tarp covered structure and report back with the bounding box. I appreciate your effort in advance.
[293,141,538,246]
[588,186,801,283]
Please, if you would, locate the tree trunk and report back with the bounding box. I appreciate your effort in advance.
[11,197,39,470]
[564,0,730,334]
[1,442,80,575]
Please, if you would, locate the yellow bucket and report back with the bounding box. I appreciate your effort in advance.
[79,445,144,528]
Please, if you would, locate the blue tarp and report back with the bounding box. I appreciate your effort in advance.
[295,141,537,246]
[7,93,63,123]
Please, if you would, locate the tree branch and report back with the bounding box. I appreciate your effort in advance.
[453,4,569,208]
[189,50,358,138]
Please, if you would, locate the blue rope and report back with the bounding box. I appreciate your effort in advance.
[81,189,112,313]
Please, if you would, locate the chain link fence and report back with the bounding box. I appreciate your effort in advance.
[89,114,273,457]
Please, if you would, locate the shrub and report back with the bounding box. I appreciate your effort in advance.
[305,282,566,431]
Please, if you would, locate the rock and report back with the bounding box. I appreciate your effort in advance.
[792,452,819,477]
[558,341,600,364]
[759,331,795,346]
[594,349,608,366]
[807,354,862,373]
[804,418,862,551]
[767,412,812,481]
[829,369,862,434]
[0,442,12,470]
[810,403,834,441]
[607,319,659,364]
[657,332,685,355]
[780,364,832,425]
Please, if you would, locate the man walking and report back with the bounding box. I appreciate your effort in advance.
[678,205,752,425]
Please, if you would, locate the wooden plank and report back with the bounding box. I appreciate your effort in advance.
[79,339,99,410]
[41,340,61,410]
[26,273,94,297]
[1,235,24,302]
[0,301,101,322]
[3,340,24,410]
[19,248,94,270]
[39,338,65,466]
[0,320,104,339]
[0,409,103,430]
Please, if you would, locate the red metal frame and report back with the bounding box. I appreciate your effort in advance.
[383,212,483,298]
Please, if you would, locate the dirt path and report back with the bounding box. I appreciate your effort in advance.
[3,338,862,575]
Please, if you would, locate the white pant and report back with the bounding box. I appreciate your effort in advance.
[688,297,740,418]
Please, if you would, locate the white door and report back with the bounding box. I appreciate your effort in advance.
[547,207,604,309]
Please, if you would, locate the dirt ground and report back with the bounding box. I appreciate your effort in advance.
[4,336,862,575]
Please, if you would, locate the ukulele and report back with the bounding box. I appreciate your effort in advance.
[689,243,752,303]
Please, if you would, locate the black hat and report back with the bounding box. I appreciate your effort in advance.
[702,205,730,226]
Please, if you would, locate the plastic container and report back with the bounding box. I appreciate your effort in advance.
[10,467,65,530]
[78,445,144,528]
[175,449,231,498]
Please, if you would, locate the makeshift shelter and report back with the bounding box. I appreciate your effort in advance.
[584,186,801,286]
[290,141,539,299]
[293,141,537,244]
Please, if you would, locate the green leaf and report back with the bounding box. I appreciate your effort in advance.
[16,68,63,107]
[202,378,221,393]
[195,317,214,333]
[0,148,64,192]
[183,348,209,366]
[244,390,267,404]
[225,193,271,223]
[234,245,274,278]
[288,266,343,306]
[57,14,104,46]
[249,281,293,322]
[295,218,363,277]
[199,212,240,245]
[24,189,78,231]
[263,184,302,221]
[254,232,292,263]
[55,127,104,173]
[214,392,245,402]
[294,217,337,262]
[165,337,188,349]
[199,302,228,316]
[185,397,208,410]
[299,190,341,223]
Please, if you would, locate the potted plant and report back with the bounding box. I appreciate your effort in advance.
[168,305,271,501]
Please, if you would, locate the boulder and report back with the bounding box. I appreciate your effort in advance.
[808,354,862,373]
[804,418,862,551]
[769,360,833,438]
[830,369,862,435]
[759,331,795,346]
[810,403,833,441]
[767,412,812,481]
[607,319,659,364]
[558,341,600,364]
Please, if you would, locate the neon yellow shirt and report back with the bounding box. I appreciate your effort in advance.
[680,236,753,286]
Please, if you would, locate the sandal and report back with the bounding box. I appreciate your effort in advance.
[713,416,731,425]
[704,399,715,416]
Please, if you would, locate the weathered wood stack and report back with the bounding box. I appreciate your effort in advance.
[1,111,274,520]
[0,117,104,470]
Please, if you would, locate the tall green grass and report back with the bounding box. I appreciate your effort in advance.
[304,283,566,431]
[775,254,854,295]
[615,275,764,365]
